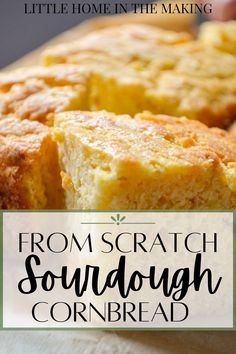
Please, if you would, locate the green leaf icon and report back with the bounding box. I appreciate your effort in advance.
[110,214,126,224]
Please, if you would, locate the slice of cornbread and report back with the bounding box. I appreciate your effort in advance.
[171,42,236,79]
[199,21,236,55]
[0,65,89,124]
[146,72,236,127]
[42,24,192,66]
[54,111,236,210]
[41,24,236,127]
[0,117,64,209]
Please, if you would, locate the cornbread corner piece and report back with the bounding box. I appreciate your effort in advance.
[54,110,236,210]
[199,21,236,55]
[0,65,89,124]
[0,117,64,209]
[41,24,192,65]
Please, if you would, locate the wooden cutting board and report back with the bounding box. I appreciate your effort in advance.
[1,11,235,354]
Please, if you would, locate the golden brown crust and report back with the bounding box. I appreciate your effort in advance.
[42,24,192,65]
[54,110,236,210]
[0,65,89,124]
[0,65,89,91]
[0,117,64,209]
[146,71,236,128]
[55,110,236,169]
[41,24,236,128]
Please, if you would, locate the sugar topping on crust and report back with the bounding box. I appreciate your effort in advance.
[54,110,236,169]
[0,65,89,124]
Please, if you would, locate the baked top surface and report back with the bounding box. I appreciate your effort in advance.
[40,23,236,127]
[41,25,236,79]
[0,115,47,136]
[0,116,51,160]
[199,21,236,54]
[0,117,49,208]
[41,24,236,80]
[54,110,236,169]
[0,64,89,91]
[0,61,146,91]
[0,116,64,209]
[42,24,192,64]
[0,65,88,123]
[1,24,236,128]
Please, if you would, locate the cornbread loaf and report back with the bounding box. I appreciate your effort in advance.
[0,65,89,124]
[41,24,236,127]
[54,110,236,210]
[199,21,236,55]
[0,116,64,209]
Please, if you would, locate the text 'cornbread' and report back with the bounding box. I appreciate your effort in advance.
[54,111,236,210]
[0,117,64,209]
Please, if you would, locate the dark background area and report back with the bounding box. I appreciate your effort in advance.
[0,0,153,69]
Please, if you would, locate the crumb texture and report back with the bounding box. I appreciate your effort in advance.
[1,22,236,210]
[0,117,64,209]
[54,111,236,210]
